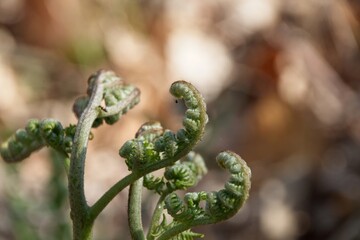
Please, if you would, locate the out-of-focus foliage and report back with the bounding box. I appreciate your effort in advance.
[0,0,360,239]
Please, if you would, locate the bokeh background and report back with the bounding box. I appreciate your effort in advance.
[1,0,360,239]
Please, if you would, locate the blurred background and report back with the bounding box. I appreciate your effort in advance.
[0,0,360,239]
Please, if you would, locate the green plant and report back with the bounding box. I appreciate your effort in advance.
[0,70,251,240]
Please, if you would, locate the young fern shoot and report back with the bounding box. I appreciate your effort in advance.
[0,70,251,240]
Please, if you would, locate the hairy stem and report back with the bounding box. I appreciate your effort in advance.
[97,89,140,118]
[147,194,167,240]
[128,177,145,240]
[89,155,185,221]
[89,173,139,222]
[68,73,105,240]
[68,70,141,239]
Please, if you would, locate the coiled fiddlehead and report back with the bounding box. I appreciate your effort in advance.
[155,81,208,160]
[144,151,207,195]
[155,151,251,240]
[204,151,251,221]
[118,81,211,240]
[145,152,208,240]
[120,121,208,209]
[0,119,76,162]
[119,121,163,170]
[119,80,208,175]
[1,119,44,162]
[118,81,250,240]
[73,70,140,128]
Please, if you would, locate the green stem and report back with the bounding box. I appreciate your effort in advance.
[89,149,194,224]
[147,194,167,240]
[128,177,145,240]
[88,161,173,223]
[97,89,140,117]
[89,172,139,222]
[68,76,104,240]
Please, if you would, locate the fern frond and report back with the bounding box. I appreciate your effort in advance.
[0,119,76,162]
[73,70,140,128]
[119,81,208,175]
[156,151,251,240]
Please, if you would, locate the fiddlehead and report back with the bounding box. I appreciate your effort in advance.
[118,81,209,240]
[145,152,207,240]
[0,119,76,162]
[155,151,251,240]
[154,81,208,159]
[119,80,208,174]
[73,70,140,128]
[143,151,207,195]
[1,119,44,162]
[205,151,251,221]
[118,81,250,240]
[119,121,163,170]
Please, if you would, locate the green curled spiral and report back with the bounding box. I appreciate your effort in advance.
[159,151,250,239]
[73,70,140,128]
[166,153,207,192]
[39,119,65,148]
[0,119,77,163]
[143,151,207,195]
[119,81,208,175]
[39,119,77,155]
[143,174,166,194]
[165,192,208,222]
[119,122,163,170]
[164,164,196,191]
[1,119,44,162]
[156,81,208,158]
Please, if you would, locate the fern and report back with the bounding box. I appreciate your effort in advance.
[0,70,251,240]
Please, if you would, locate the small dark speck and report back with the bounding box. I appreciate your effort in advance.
[175,100,178,103]
[100,106,108,112]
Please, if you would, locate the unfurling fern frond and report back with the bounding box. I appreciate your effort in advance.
[166,151,251,223]
[0,119,77,162]
[73,70,140,128]
[0,119,44,162]
[204,151,251,221]
[154,81,208,160]
[119,80,208,175]
[164,152,207,193]
[143,152,207,195]
[155,151,251,240]
[144,174,166,194]
[165,192,207,222]
[119,122,163,170]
